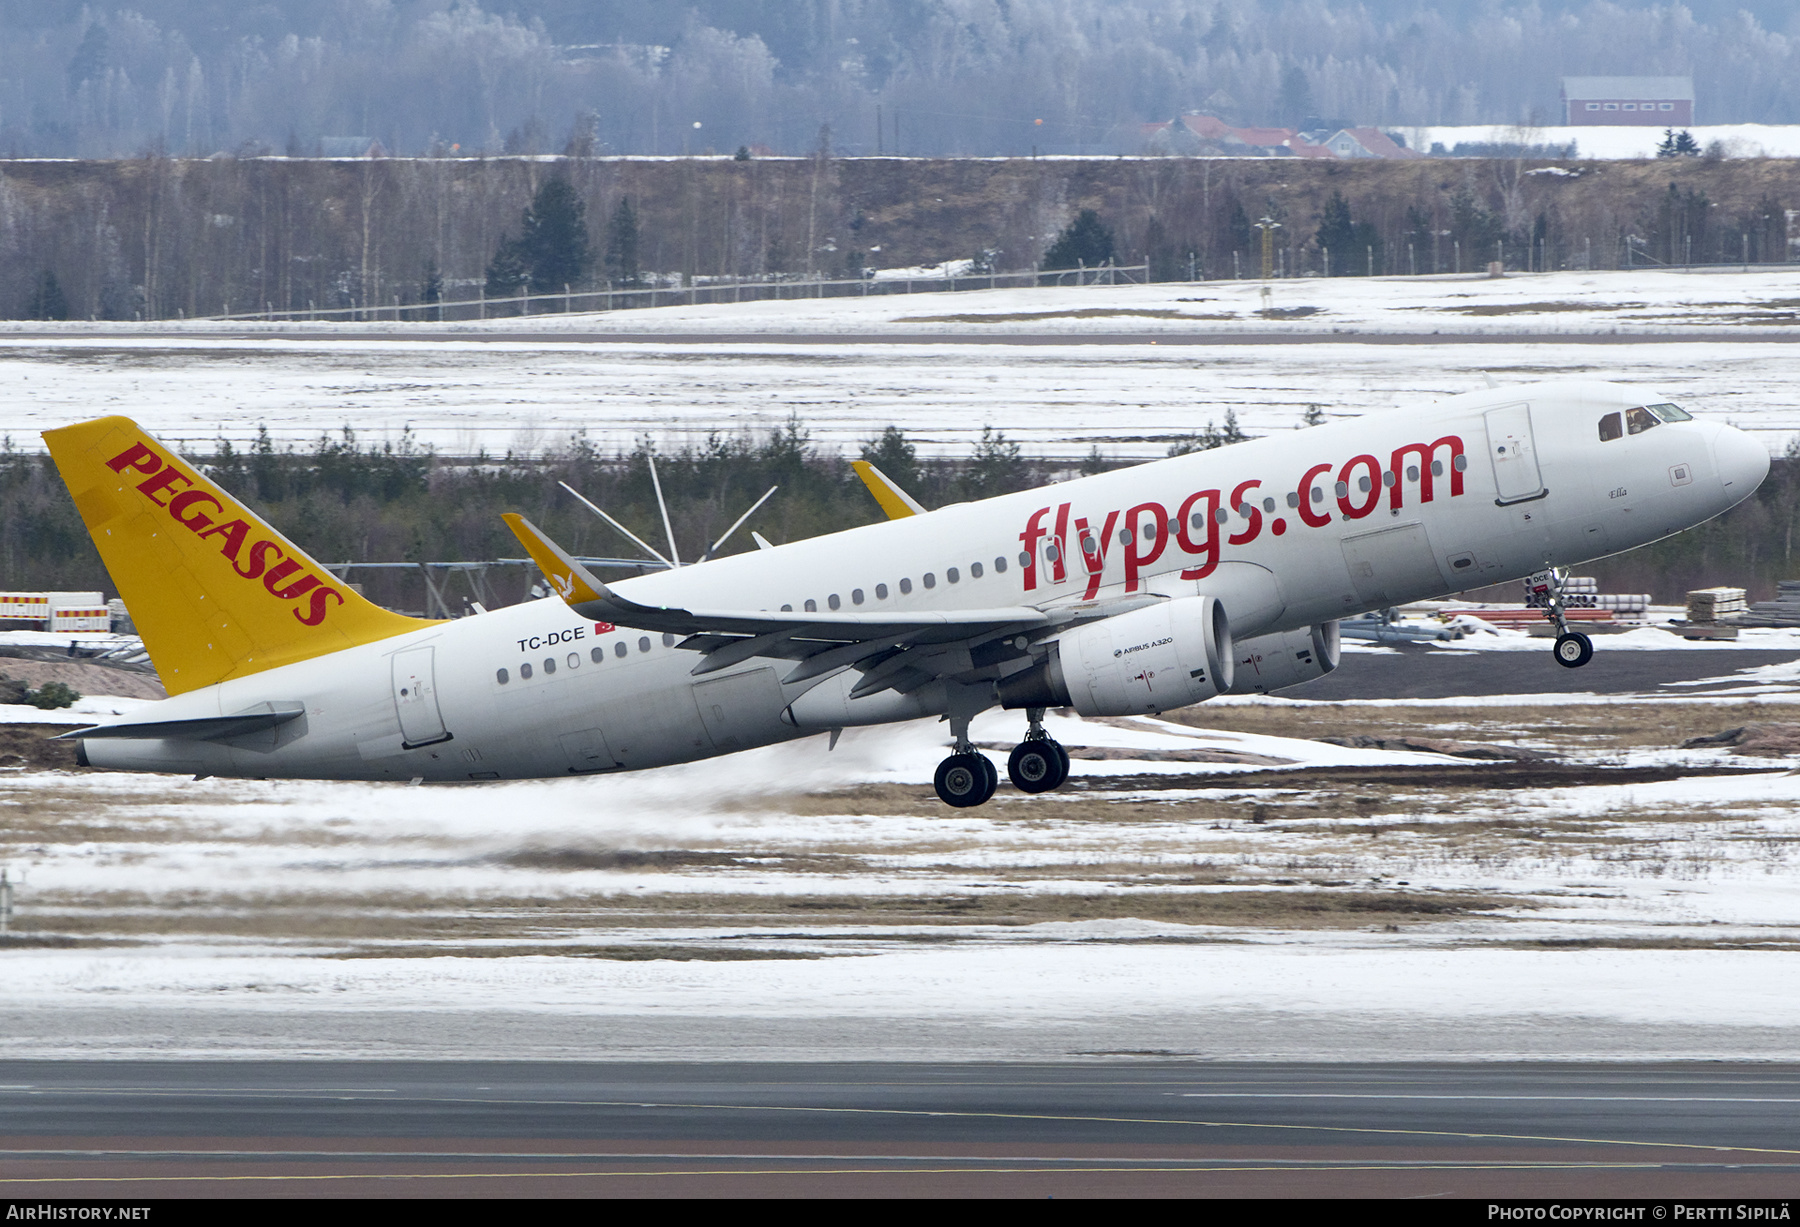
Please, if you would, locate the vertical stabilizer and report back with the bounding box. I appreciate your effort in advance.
[43,416,435,694]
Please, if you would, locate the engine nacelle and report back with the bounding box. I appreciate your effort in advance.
[998,595,1233,717]
[1226,622,1341,695]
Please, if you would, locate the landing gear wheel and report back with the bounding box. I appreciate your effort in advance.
[1008,739,1069,793]
[935,752,998,807]
[1553,631,1594,669]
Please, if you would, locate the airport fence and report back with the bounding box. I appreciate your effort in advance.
[203,263,1153,324]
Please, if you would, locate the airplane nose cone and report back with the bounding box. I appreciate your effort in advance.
[1712,425,1770,498]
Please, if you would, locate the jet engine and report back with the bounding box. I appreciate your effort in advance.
[998,595,1233,717]
[1225,622,1341,695]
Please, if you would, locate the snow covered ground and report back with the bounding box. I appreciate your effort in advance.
[5,689,1800,1060]
[2,270,1799,460]
[1408,123,1800,160]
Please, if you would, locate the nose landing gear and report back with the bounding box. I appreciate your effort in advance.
[1528,566,1594,669]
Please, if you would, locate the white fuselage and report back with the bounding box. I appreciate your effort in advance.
[84,381,1768,780]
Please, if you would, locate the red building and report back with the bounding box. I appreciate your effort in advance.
[1562,77,1694,126]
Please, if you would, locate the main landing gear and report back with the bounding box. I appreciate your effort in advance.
[1529,566,1594,669]
[932,706,1070,807]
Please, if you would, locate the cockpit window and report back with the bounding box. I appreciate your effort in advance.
[1625,406,1660,435]
[1598,412,1623,442]
[1646,402,1693,422]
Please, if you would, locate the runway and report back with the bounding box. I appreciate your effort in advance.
[1297,643,1800,700]
[1,1061,1796,1198]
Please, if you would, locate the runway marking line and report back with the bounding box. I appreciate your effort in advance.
[0,1163,1757,1187]
[9,1092,1798,1159]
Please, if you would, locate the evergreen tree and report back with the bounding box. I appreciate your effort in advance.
[1315,191,1354,274]
[1041,209,1114,270]
[860,425,919,493]
[1658,129,1702,157]
[27,271,69,320]
[484,235,528,299]
[605,197,641,287]
[517,177,590,293]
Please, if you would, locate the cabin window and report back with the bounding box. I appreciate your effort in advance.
[520,662,533,679]
[1647,402,1692,422]
[1118,527,1133,545]
[1045,543,1060,562]
[1311,486,1325,503]
[1017,551,1030,568]
[1238,502,1253,518]
[947,567,960,583]
[591,646,605,663]
[496,668,509,684]
[876,583,889,599]
[1454,455,1468,471]
[567,652,579,669]
[781,604,793,612]
[1599,412,1623,442]
[1406,465,1420,481]
[828,593,841,610]
[852,588,865,605]
[1357,475,1372,493]
[900,578,913,594]
[543,657,555,675]
[1381,471,1396,488]
[1626,406,1660,435]
[614,641,627,658]
[923,572,937,589]
[1213,507,1229,525]
[1263,496,1277,512]
[1430,460,1444,477]
[662,632,676,647]
[1191,511,1206,528]
[994,556,1007,573]
[970,561,983,578]
[638,636,651,653]
[1335,480,1349,498]
[804,599,817,612]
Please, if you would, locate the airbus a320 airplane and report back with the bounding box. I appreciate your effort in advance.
[44,380,1767,807]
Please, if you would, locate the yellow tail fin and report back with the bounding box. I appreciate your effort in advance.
[43,416,435,694]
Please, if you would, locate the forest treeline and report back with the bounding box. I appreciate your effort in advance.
[3,1,1799,158]
[3,421,1798,613]
[0,152,1794,320]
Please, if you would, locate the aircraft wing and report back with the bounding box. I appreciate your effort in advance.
[503,513,1150,693]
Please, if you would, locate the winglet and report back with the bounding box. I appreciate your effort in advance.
[851,461,926,520]
[502,513,609,605]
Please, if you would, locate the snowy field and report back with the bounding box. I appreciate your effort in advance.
[1,269,1799,461]
[6,668,1800,1060]
[1408,123,1800,160]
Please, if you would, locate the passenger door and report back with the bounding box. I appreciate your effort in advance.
[391,646,451,748]
[1485,403,1546,504]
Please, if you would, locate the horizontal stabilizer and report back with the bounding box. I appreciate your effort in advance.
[60,701,305,742]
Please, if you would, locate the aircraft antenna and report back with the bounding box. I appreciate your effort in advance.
[646,453,682,568]
[557,481,673,570]
[700,485,779,562]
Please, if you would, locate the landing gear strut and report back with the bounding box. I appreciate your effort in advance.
[1529,566,1593,669]
[934,709,998,808]
[1006,707,1069,795]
